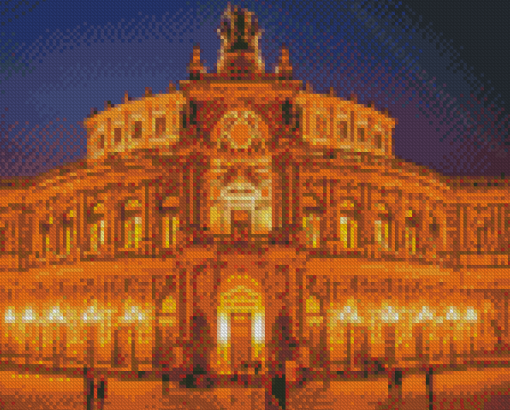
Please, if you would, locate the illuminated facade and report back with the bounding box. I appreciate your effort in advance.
[0,4,509,387]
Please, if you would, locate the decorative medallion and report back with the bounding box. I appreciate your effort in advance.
[219,110,262,150]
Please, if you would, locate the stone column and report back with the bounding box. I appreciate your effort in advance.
[285,265,298,341]
[86,323,97,368]
[183,164,192,239]
[494,291,505,352]
[78,192,86,258]
[272,156,283,231]
[106,193,116,257]
[438,210,447,254]
[383,324,397,366]
[130,323,138,372]
[292,163,300,228]
[426,367,434,410]
[394,205,404,255]
[178,266,192,371]
[17,211,30,270]
[296,268,308,369]
[320,278,331,374]
[459,205,468,252]
[360,183,371,249]
[281,158,290,238]
[142,182,150,254]
[504,291,509,345]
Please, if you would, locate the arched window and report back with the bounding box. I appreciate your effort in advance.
[305,295,326,369]
[131,120,143,139]
[160,296,177,325]
[162,215,179,248]
[59,209,75,257]
[476,223,488,254]
[155,295,178,368]
[302,193,322,248]
[335,117,348,141]
[429,217,440,239]
[374,203,391,250]
[303,215,321,248]
[315,112,329,136]
[337,200,358,249]
[160,196,179,249]
[306,295,322,325]
[357,128,365,143]
[122,199,143,249]
[113,127,122,145]
[373,133,382,149]
[153,116,166,138]
[405,209,420,255]
[428,216,441,253]
[91,125,105,156]
[500,207,510,250]
[88,202,106,254]
[339,216,358,249]
[357,117,368,145]
[39,217,52,259]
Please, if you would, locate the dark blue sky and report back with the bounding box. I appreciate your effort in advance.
[0,0,509,177]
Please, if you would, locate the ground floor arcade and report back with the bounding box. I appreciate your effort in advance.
[1,252,508,378]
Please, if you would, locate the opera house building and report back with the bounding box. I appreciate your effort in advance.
[0,4,509,409]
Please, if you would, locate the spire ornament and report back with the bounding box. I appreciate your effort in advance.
[188,44,207,80]
[275,44,293,79]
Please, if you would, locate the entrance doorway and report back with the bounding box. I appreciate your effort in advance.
[231,209,251,242]
[217,284,265,374]
[230,312,252,371]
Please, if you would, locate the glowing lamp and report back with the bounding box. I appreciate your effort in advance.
[217,312,230,344]
[381,306,399,323]
[82,306,100,323]
[22,308,36,323]
[252,312,265,343]
[122,306,144,323]
[413,306,434,324]
[464,307,478,323]
[48,307,66,323]
[446,307,460,321]
[4,308,15,324]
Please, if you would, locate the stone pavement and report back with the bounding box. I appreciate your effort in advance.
[0,368,509,409]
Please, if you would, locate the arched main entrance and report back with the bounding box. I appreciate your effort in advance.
[217,284,265,374]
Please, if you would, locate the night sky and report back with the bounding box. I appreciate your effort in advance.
[0,0,509,178]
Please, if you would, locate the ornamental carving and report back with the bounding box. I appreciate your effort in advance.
[216,110,264,150]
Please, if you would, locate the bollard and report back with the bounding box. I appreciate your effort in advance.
[84,367,95,410]
[388,368,403,407]
[394,369,403,387]
[162,373,170,396]
[96,378,106,410]
[266,372,286,410]
[426,367,434,410]
[388,368,403,389]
